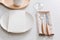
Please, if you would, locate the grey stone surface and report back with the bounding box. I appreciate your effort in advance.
[0,0,60,40]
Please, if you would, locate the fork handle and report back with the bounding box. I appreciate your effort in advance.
[41,23,45,34]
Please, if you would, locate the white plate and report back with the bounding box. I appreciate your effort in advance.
[0,11,34,33]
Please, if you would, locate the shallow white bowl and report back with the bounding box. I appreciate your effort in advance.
[0,11,34,33]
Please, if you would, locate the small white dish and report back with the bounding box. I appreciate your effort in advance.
[0,11,34,33]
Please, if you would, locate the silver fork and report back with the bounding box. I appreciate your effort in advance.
[40,13,45,35]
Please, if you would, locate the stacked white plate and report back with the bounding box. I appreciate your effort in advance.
[0,11,34,33]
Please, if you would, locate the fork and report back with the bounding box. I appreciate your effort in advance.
[40,13,45,35]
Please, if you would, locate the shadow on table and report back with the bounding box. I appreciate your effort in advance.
[37,36,54,40]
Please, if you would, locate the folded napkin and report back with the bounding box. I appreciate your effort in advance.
[8,11,27,33]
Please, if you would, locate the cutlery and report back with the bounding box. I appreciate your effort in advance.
[45,12,54,36]
[37,11,54,36]
[40,13,45,35]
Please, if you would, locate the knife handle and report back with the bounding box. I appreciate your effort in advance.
[41,23,45,34]
[46,24,54,36]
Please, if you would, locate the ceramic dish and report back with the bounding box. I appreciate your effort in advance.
[0,11,34,33]
[0,0,30,9]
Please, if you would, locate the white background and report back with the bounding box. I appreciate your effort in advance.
[0,0,59,40]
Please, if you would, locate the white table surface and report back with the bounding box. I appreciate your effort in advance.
[0,0,59,40]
